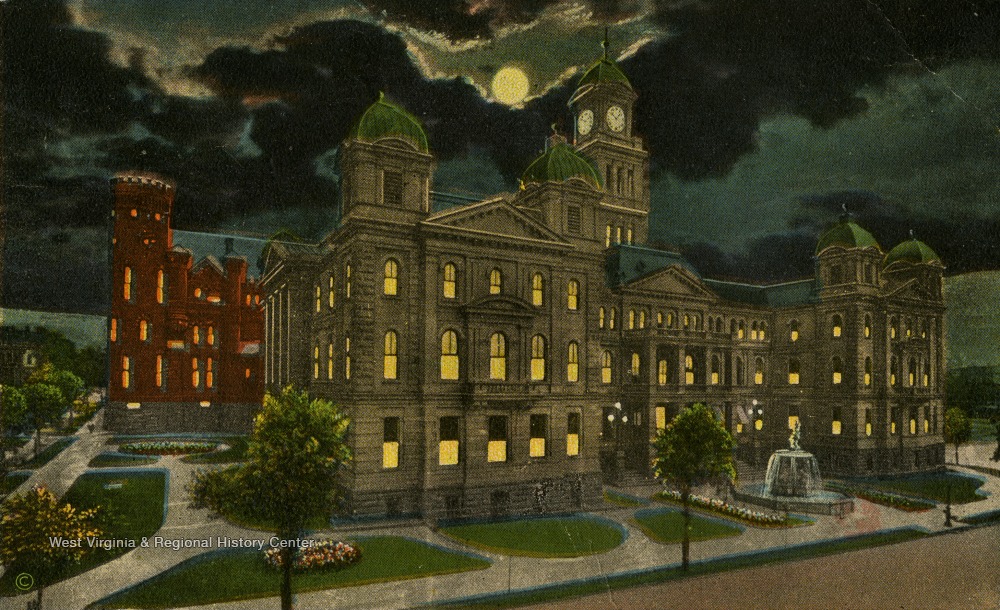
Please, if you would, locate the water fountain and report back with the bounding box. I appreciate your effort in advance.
[735,421,854,515]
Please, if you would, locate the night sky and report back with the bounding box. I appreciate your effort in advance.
[3,0,1000,313]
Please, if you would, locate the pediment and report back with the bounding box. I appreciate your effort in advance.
[462,294,537,318]
[885,278,937,302]
[626,265,716,300]
[424,198,568,245]
[191,256,225,278]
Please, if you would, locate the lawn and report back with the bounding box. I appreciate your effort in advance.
[19,436,77,469]
[0,471,31,495]
[94,536,490,609]
[89,451,160,467]
[633,508,742,544]
[0,470,167,596]
[860,471,987,504]
[604,490,649,507]
[182,436,249,464]
[438,514,625,557]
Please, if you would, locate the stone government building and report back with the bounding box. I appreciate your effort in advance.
[261,50,947,520]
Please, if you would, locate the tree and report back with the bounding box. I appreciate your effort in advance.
[1,387,28,479]
[651,403,736,571]
[189,387,351,610]
[0,485,102,609]
[944,407,972,465]
[22,383,64,458]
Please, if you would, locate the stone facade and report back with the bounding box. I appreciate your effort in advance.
[263,56,946,520]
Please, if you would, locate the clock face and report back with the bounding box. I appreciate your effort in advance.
[577,109,594,136]
[606,105,625,132]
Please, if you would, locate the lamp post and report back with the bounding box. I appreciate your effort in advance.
[607,401,627,482]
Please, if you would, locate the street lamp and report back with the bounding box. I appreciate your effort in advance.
[607,401,627,481]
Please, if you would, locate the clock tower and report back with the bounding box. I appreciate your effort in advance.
[568,34,649,245]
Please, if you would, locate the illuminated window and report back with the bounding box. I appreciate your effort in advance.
[908,358,916,386]
[383,418,400,469]
[157,269,165,304]
[683,314,690,329]
[760,323,766,340]
[383,331,398,380]
[599,307,606,329]
[139,320,148,342]
[711,355,720,385]
[924,415,930,433]
[657,311,663,326]
[488,416,507,462]
[155,355,163,388]
[609,308,617,330]
[532,273,544,306]
[865,409,872,436]
[657,359,668,385]
[832,314,842,338]
[890,356,898,386]
[194,288,202,299]
[207,326,215,346]
[788,413,799,431]
[832,357,842,385]
[193,326,201,345]
[567,342,579,382]
[345,264,352,299]
[755,418,763,431]
[344,337,351,380]
[384,259,399,296]
[490,333,507,380]
[329,275,335,308]
[832,408,842,435]
[754,358,764,385]
[629,309,636,330]
[631,352,640,377]
[909,412,917,435]
[788,358,800,385]
[191,357,200,388]
[567,280,579,310]
[490,268,502,294]
[736,422,744,434]
[685,355,694,385]
[865,357,872,386]
[790,320,799,342]
[440,330,459,380]
[567,413,580,456]
[864,314,871,338]
[327,342,334,379]
[736,357,745,385]
[121,356,131,389]
[245,367,251,379]
[130,208,137,217]
[655,406,667,431]
[601,350,612,384]
[313,345,320,379]
[738,321,745,339]
[890,316,898,339]
[206,357,214,389]
[605,224,612,248]
[923,362,931,387]
[443,263,456,299]
[616,226,622,244]
[123,266,132,301]
[315,285,321,312]
[751,321,758,341]
[110,318,117,342]
[530,414,548,457]
[439,417,460,466]
[530,335,546,381]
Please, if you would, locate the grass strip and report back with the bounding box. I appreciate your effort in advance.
[438,515,625,558]
[633,508,742,544]
[428,528,928,609]
[0,471,31,495]
[604,490,649,507]
[93,536,490,609]
[19,436,77,469]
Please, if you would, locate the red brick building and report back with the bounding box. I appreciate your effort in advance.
[106,173,265,432]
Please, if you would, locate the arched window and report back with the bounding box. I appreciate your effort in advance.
[736,357,745,385]
[754,358,764,385]
[384,259,399,295]
[890,316,898,339]
[567,280,579,310]
[207,326,215,346]
[155,355,164,388]
[631,352,640,377]
[121,356,131,389]
[759,322,767,340]
[345,337,351,380]
[711,355,720,385]
[605,225,612,248]
[890,356,898,386]
[601,350,612,384]
[329,274,335,308]
[629,309,636,330]
[921,318,929,339]
[383,331,398,380]
[685,355,695,385]
[193,325,201,345]
[567,342,579,382]
[708,317,715,332]
[683,314,690,329]
[864,314,872,338]
[666,311,674,327]
[110,318,117,342]
[657,311,664,327]
[191,357,200,388]
[626,227,633,244]
[738,320,745,339]
[156,269,165,304]
[832,357,843,385]
[345,263,352,299]
[206,357,215,389]
[443,263,457,299]
[599,306,606,329]
[328,342,334,380]
[717,317,724,333]
[832,314,843,338]
[490,268,502,294]
[751,321,759,341]
[490,333,507,380]
[609,308,617,330]
[923,361,931,387]
[532,273,544,306]
[657,359,668,385]
[908,358,917,386]
[123,266,133,301]
[639,310,646,329]
[864,357,872,386]
[788,358,800,385]
[530,335,546,381]
[440,330,459,380]
[315,285,322,312]
[616,226,623,244]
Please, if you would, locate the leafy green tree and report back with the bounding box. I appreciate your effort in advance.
[0,485,102,610]
[189,387,351,610]
[22,383,64,458]
[26,364,84,433]
[944,407,972,465]
[1,387,28,478]
[651,403,736,571]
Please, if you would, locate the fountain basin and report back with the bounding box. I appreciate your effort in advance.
[734,483,854,516]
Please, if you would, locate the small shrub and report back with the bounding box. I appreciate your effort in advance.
[118,441,217,456]
[263,540,361,572]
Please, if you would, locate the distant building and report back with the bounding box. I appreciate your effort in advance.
[0,327,44,386]
[262,50,947,519]
[105,174,265,432]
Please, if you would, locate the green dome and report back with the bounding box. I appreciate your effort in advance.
[816,221,881,254]
[521,143,602,189]
[578,57,632,90]
[350,93,429,152]
[884,238,941,267]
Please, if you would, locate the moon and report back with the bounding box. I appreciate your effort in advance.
[491,66,530,106]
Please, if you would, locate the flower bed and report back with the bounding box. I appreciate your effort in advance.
[264,540,361,572]
[824,482,934,511]
[655,490,791,526]
[118,441,218,456]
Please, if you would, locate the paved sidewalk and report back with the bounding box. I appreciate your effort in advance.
[11,409,109,499]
